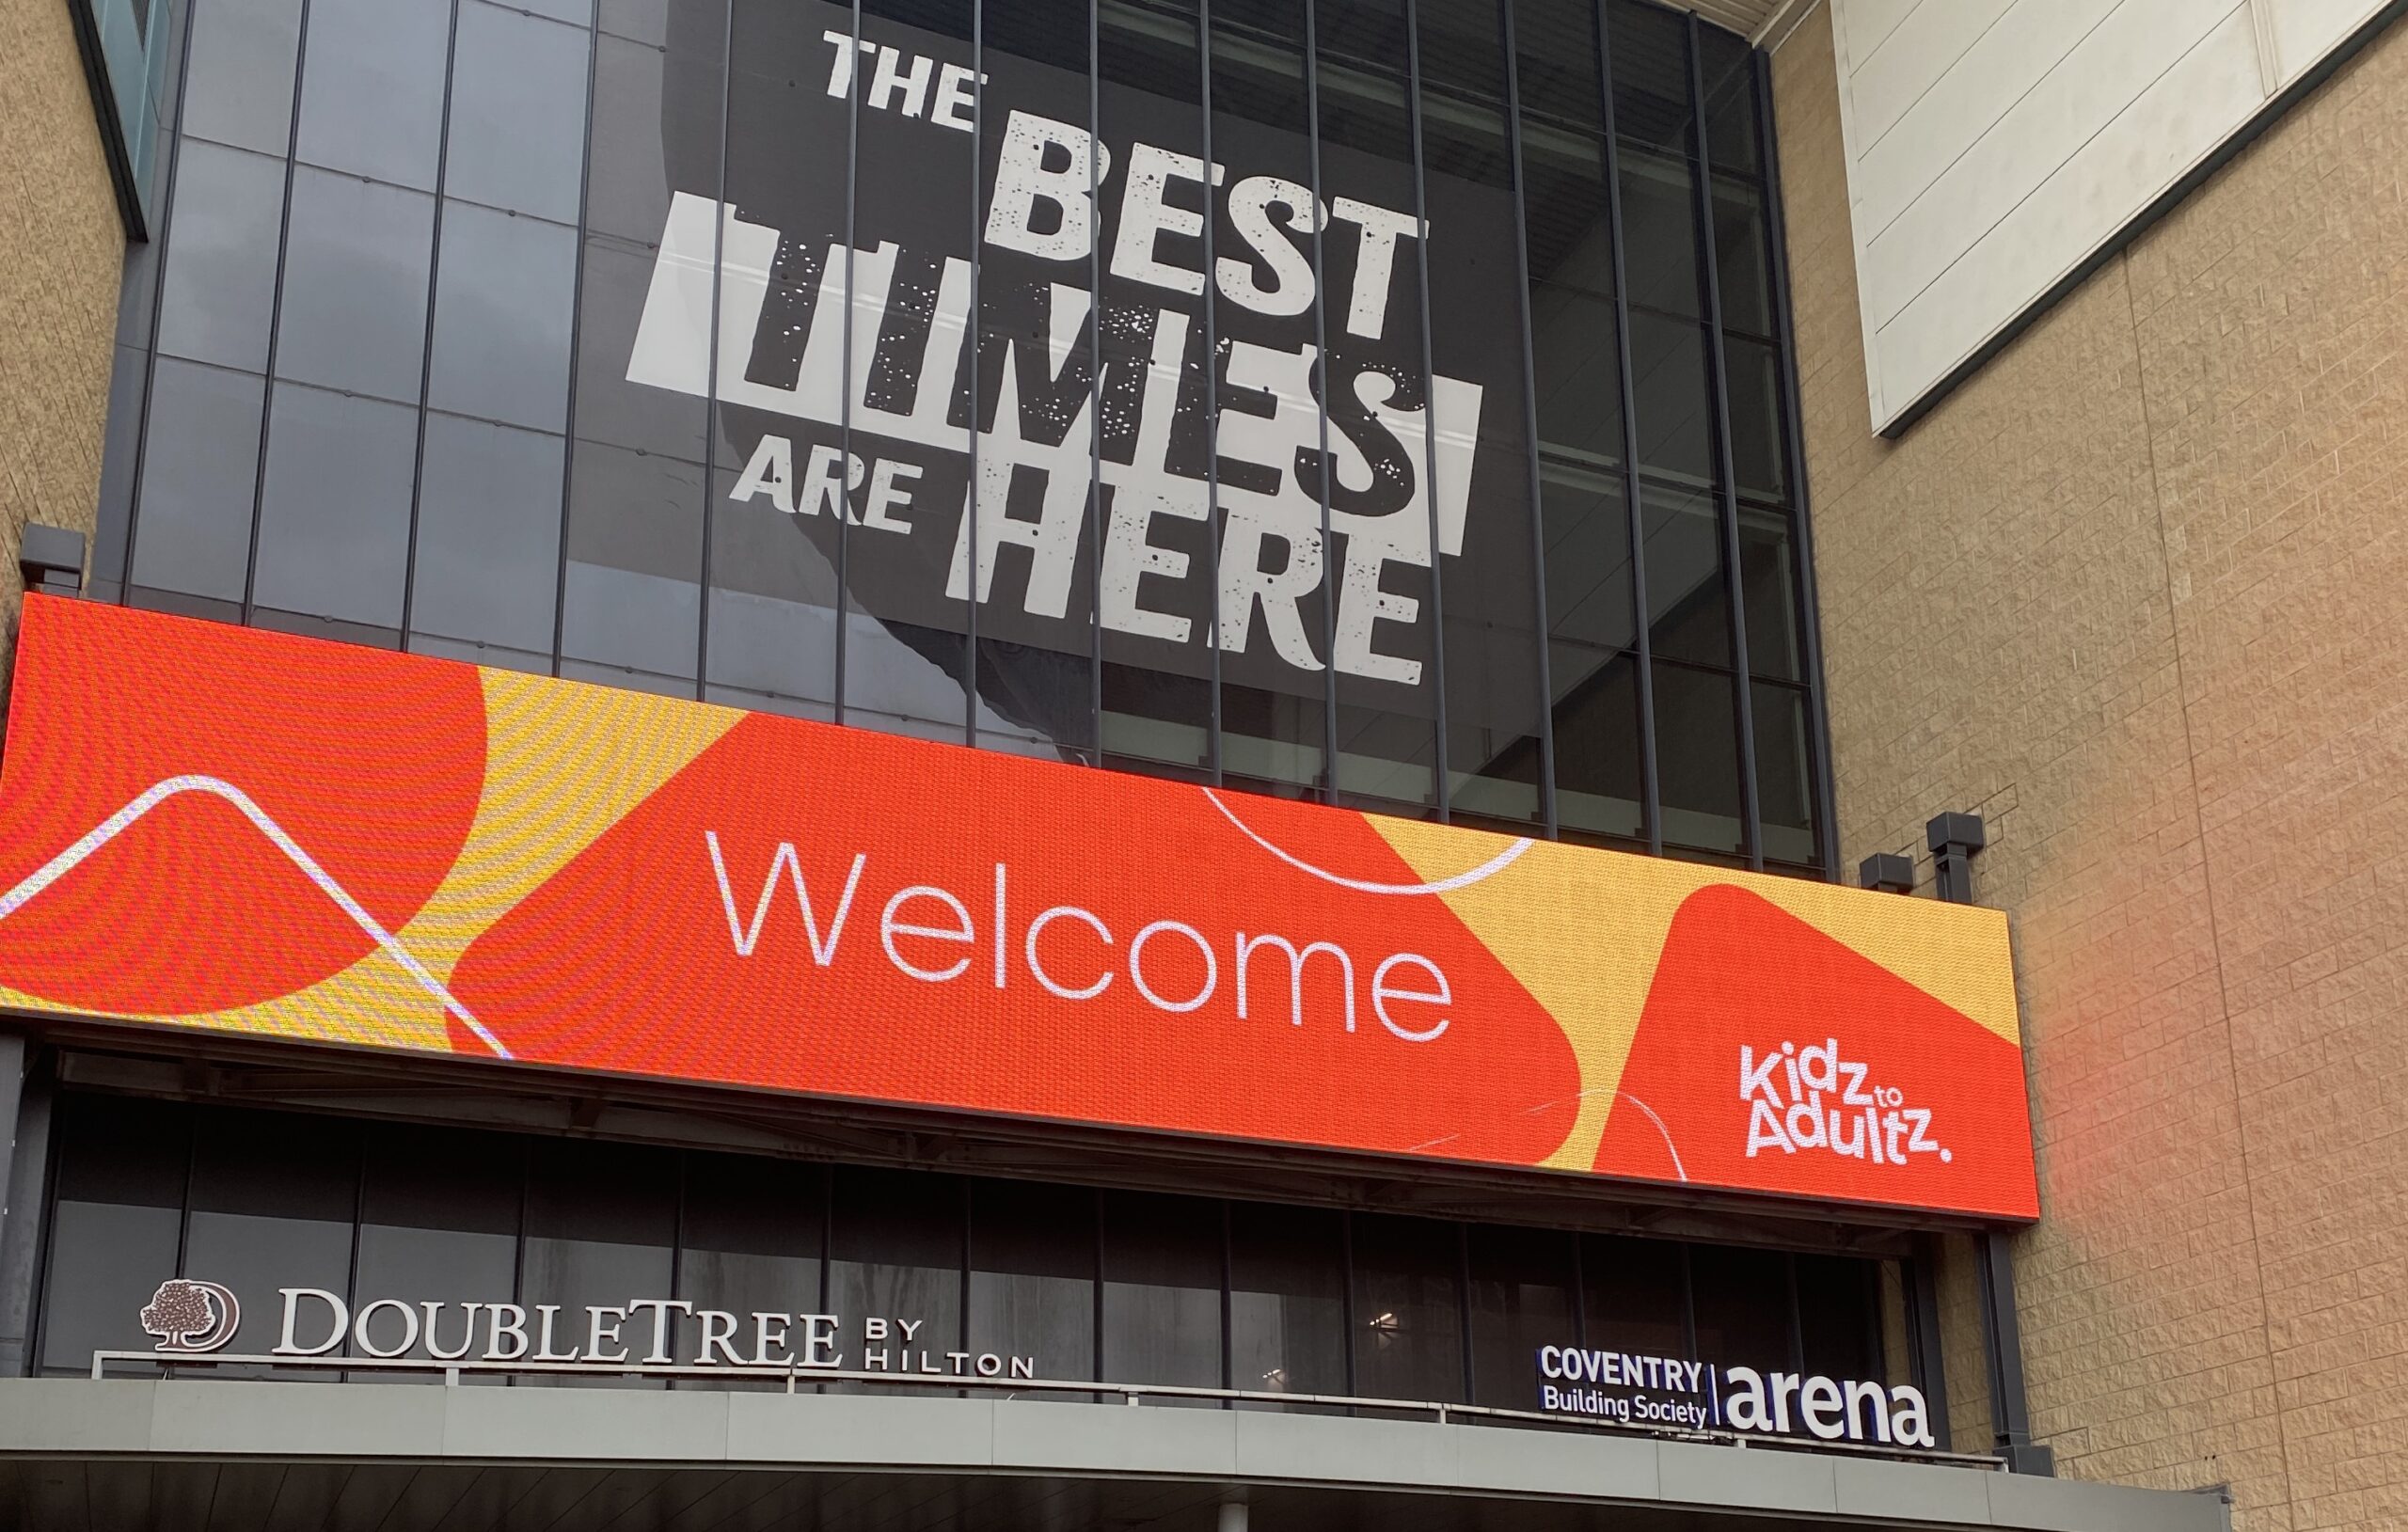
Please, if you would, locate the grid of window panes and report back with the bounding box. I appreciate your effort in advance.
[37,1096,1888,1402]
[92,0,1821,873]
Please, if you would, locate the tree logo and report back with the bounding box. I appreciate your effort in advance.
[139,1279,241,1353]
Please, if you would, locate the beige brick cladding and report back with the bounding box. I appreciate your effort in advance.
[1774,7,2408,1528]
[0,0,125,706]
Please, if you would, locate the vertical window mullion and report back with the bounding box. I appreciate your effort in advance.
[1197,0,1226,785]
[1683,9,1761,869]
[1594,0,1663,857]
[547,0,602,677]
[1497,0,1558,837]
[1303,0,1339,800]
[965,0,983,745]
[692,0,734,701]
[237,0,319,625]
[833,0,862,724]
[1752,47,1837,877]
[1402,0,1450,820]
[117,0,209,610]
[397,0,466,647]
[1086,0,1105,767]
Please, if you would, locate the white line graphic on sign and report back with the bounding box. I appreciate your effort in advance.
[0,775,509,1058]
[1199,788,1531,895]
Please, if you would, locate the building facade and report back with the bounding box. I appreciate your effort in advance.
[0,0,2386,1526]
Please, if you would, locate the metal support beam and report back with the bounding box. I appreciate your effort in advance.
[1974,1229,2052,1475]
[1924,813,2052,1475]
[1906,1234,1950,1452]
[0,1035,42,1377]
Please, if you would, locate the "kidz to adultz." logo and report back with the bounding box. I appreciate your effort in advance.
[1739,1036,1953,1168]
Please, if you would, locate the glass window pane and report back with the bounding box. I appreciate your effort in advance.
[1697,24,1760,180]
[1736,504,1801,682]
[182,1108,358,1375]
[276,166,435,403]
[1723,332,1787,503]
[1227,1200,1345,1404]
[354,1123,521,1380]
[1542,462,1631,651]
[411,414,566,655]
[1550,642,1642,844]
[1710,178,1771,337]
[1641,481,1729,667]
[522,1138,676,1386]
[1688,1243,1792,1373]
[1580,1233,1687,1358]
[560,8,721,691]
[679,1153,826,1387]
[1466,1224,1575,1410]
[1628,313,1714,485]
[1100,1191,1222,1398]
[1796,1255,1878,1381]
[1753,680,1818,867]
[1529,284,1623,466]
[562,439,705,681]
[969,1179,1095,1390]
[447,2,593,224]
[1350,1213,1463,1402]
[1418,0,1545,828]
[182,0,303,154]
[1606,0,1690,157]
[1618,148,1702,319]
[427,200,578,433]
[1654,659,1743,857]
[293,0,450,188]
[252,384,417,630]
[829,1167,963,1391]
[129,357,263,604]
[38,1096,190,1374]
[156,140,285,372]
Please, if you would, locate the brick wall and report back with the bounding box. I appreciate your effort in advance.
[0,0,125,706]
[1774,7,2408,1528]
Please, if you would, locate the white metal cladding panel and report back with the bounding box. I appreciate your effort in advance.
[1827,0,2394,431]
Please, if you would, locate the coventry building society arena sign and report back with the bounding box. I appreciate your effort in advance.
[1535,1342,1939,1447]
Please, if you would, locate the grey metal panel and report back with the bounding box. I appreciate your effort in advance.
[722,1393,993,1469]
[1230,1409,1460,1490]
[1833,1454,1996,1525]
[1445,1417,1659,1501]
[992,1399,1237,1477]
[438,1383,732,1462]
[152,1376,448,1458]
[1988,1471,2233,1532]
[1657,1439,1838,1516]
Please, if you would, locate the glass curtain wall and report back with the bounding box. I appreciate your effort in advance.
[38,1097,1886,1406]
[96,0,1822,874]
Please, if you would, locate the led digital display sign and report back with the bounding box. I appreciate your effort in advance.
[0,597,2036,1218]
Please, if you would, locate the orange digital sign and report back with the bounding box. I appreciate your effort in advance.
[0,597,2037,1219]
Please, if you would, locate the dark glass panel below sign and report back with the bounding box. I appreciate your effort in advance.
[1228,1201,1346,1406]
[1351,1213,1465,1404]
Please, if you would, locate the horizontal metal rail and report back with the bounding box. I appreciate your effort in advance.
[87,1350,2004,1470]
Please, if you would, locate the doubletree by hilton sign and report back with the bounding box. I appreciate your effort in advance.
[139,1279,1038,1381]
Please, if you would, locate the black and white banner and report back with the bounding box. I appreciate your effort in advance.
[629,8,1530,718]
